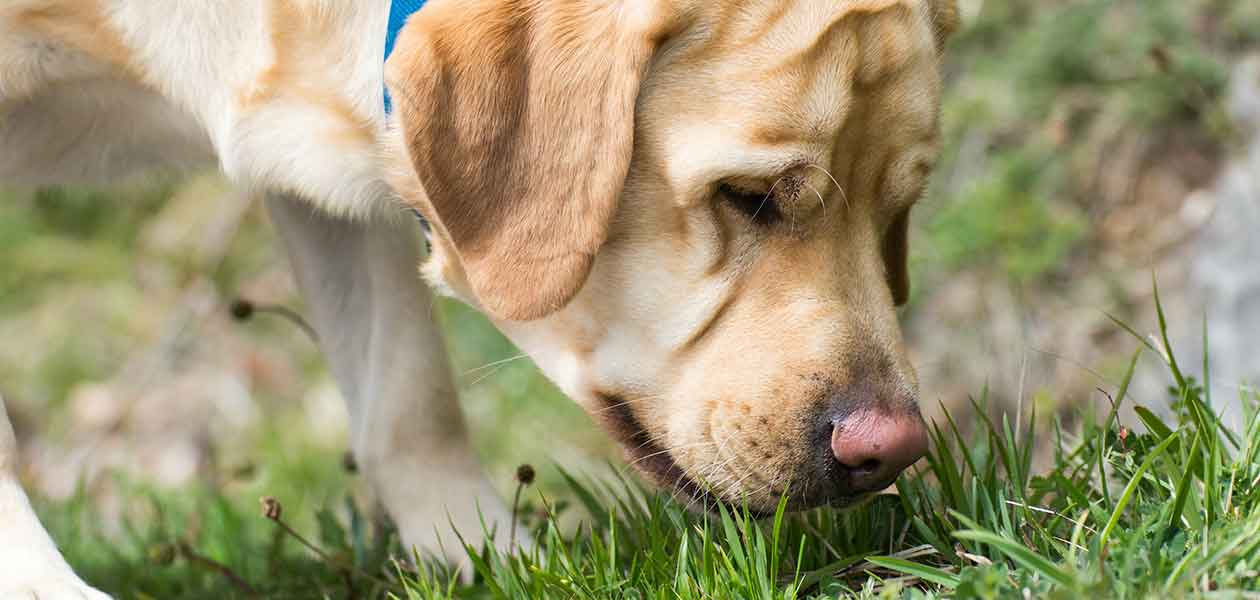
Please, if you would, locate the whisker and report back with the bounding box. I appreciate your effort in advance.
[724,467,761,499]
[462,353,529,377]
[806,163,850,210]
[466,365,509,388]
[752,176,787,223]
[624,440,718,470]
[589,394,663,416]
[696,461,736,505]
[615,425,689,473]
[720,447,767,496]
[697,436,736,485]
[802,181,827,214]
[465,356,532,388]
[689,429,744,505]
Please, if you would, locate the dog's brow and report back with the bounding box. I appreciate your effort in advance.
[710,145,818,181]
[748,124,831,148]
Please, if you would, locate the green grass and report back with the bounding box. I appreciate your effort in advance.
[39,295,1260,599]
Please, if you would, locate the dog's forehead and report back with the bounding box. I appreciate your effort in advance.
[683,0,929,59]
[661,0,937,124]
[640,0,940,201]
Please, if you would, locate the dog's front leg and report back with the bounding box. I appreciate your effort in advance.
[265,194,522,570]
[0,398,111,599]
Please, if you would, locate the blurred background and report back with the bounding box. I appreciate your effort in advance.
[2,0,1259,536]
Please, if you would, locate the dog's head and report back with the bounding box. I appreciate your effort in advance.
[385,0,958,512]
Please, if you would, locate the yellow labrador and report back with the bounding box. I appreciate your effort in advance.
[0,0,956,594]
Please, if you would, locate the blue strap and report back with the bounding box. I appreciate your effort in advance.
[384,0,427,113]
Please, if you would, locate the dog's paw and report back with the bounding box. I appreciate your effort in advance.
[0,576,111,600]
[390,476,532,575]
[0,478,109,600]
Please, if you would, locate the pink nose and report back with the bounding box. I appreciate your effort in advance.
[831,409,929,493]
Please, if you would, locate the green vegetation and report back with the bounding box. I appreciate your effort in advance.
[926,148,1085,282]
[39,298,1260,598]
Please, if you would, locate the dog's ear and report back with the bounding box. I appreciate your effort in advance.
[386,0,675,321]
[883,209,912,306]
[927,0,960,50]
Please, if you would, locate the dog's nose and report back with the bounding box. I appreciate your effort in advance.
[831,409,928,493]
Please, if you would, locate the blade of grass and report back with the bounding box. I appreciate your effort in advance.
[1107,348,1143,431]
[1166,429,1201,533]
[1096,429,1112,508]
[1098,432,1179,549]
[1151,275,1186,388]
[866,556,960,589]
[557,468,610,526]
[941,400,981,484]
[952,528,1075,588]
[1204,432,1219,528]
[1134,406,1174,439]
[1201,313,1211,409]
[1105,311,1159,354]
[1186,390,1241,450]
[796,553,872,590]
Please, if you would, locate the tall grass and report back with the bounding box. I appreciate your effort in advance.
[42,294,1259,599]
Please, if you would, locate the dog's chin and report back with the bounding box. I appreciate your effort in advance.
[789,475,891,514]
[639,467,878,518]
[629,453,886,517]
[823,491,881,511]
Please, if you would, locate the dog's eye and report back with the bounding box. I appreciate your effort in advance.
[718,182,781,226]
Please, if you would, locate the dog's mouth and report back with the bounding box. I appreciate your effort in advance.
[592,394,887,515]
[594,394,709,504]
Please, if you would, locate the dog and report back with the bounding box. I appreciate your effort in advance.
[0,0,958,595]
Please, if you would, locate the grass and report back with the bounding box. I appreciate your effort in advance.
[39,294,1260,599]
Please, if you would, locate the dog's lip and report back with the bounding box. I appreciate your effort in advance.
[592,394,891,513]
[813,469,899,510]
[594,394,708,501]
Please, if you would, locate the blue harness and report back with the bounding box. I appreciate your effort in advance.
[385,0,432,231]
[384,0,427,113]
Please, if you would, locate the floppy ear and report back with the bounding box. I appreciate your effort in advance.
[927,0,960,50]
[882,209,912,306]
[386,0,674,321]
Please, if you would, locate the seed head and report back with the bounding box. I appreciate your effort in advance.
[260,496,282,520]
[230,299,255,321]
[342,451,358,474]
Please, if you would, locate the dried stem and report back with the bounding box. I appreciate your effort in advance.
[259,497,392,592]
[510,465,535,550]
[230,298,319,343]
[177,541,259,596]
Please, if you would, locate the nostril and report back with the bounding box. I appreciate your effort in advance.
[830,409,928,493]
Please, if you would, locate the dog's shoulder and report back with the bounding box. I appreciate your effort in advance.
[1,0,395,216]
